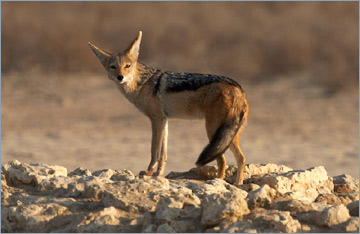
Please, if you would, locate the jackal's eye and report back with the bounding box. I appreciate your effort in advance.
[124,64,131,69]
[110,65,116,70]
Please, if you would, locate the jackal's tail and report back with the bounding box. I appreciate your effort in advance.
[195,99,248,167]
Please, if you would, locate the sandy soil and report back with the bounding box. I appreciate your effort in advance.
[1,72,358,178]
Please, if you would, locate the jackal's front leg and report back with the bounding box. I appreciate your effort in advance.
[140,117,167,176]
[154,120,168,176]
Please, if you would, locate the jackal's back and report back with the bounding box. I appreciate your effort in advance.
[138,63,244,95]
[136,64,247,120]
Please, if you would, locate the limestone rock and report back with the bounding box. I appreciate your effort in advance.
[248,184,277,209]
[200,186,249,228]
[68,167,92,177]
[244,163,293,179]
[156,223,177,233]
[337,192,359,205]
[1,160,358,233]
[220,219,255,233]
[191,178,248,199]
[2,160,67,187]
[166,163,292,184]
[238,183,261,192]
[70,206,143,233]
[92,169,114,179]
[142,224,157,233]
[340,217,359,232]
[333,174,359,194]
[252,166,333,202]
[166,165,237,182]
[110,169,135,181]
[347,200,359,216]
[150,193,202,232]
[315,193,342,205]
[314,204,351,227]
[272,199,312,214]
[271,199,329,215]
[102,175,171,213]
[2,203,69,232]
[248,208,301,233]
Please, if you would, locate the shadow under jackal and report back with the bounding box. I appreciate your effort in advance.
[89,31,249,185]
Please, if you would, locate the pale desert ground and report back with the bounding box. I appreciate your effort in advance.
[2,71,358,178]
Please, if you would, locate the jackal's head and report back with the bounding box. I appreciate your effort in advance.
[88,31,142,85]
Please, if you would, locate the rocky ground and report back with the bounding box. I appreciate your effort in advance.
[1,160,359,233]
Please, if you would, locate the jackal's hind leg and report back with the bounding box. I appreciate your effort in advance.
[216,154,226,179]
[229,131,245,185]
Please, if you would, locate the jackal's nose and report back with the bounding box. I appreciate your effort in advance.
[117,75,124,81]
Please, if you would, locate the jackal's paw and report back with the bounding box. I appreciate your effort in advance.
[139,170,153,176]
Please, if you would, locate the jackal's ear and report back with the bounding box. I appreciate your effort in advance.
[88,42,112,67]
[125,31,142,61]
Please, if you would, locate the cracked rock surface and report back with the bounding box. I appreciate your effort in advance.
[2,160,359,233]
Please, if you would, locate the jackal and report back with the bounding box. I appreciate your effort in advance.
[88,31,249,185]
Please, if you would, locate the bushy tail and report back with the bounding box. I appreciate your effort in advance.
[195,110,245,167]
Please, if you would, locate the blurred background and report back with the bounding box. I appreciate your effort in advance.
[2,2,359,177]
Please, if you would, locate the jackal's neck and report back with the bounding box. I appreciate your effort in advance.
[137,62,160,80]
[116,62,158,104]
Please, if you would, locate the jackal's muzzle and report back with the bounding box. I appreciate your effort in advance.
[117,75,124,82]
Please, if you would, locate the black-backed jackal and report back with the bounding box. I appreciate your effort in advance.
[88,31,249,185]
